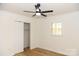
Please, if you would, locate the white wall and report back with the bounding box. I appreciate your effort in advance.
[0,10,32,56]
[33,11,79,56]
[30,17,44,49]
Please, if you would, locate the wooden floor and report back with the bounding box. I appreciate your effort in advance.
[15,48,65,56]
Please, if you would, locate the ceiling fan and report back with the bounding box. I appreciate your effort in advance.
[24,3,53,17]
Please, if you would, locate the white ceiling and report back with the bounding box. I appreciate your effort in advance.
[0,3,79,17]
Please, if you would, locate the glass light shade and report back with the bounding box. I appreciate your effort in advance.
[36,9,39,11]
[36,13,41,16]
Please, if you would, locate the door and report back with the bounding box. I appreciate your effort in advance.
[15,21,24,53]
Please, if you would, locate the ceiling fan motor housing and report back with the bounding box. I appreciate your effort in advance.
[37,3,40,7]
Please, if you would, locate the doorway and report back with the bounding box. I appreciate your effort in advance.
[24,23,30,49]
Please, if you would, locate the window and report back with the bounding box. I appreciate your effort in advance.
[52,23,62,35]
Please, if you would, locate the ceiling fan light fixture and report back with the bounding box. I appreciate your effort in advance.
[36,9,39,11]
[36,13,41,16]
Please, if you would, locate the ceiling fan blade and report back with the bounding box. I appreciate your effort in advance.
[24,11,35,13]
[32,14,36,17]
[35,5,37,9]
[41,10,53,13]
[41,13,47,17]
